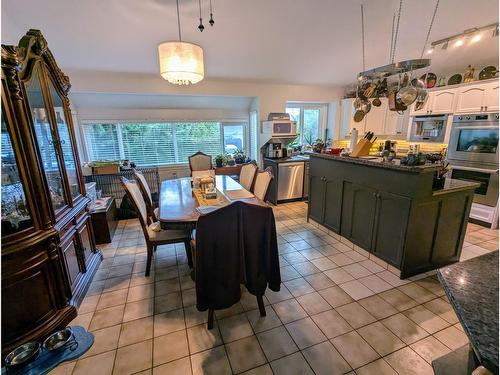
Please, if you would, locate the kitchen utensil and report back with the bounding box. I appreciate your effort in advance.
[420,72,437,88]
[372,97,382,107]
[388,90,407,111]
[479,66,499,80]
[5,342,41,368]
[397,84,418,106]
[447,74,462,85]
[359,98,371,114]
[437,77,446,87]
[43,327,75,352]
[353,97,363,110]
[353,110,365,122]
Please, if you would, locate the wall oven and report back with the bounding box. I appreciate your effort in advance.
[450,163,499,207]
[448,113,499,164]
[409,114,448,142]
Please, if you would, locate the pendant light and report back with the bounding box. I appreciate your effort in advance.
[158,0,204,85]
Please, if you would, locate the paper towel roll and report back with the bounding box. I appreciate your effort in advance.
[350,128,358,152]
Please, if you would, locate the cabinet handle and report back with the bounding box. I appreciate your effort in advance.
[485,106,488,111]
[481,106,484,111]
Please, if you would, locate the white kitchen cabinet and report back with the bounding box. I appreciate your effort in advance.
[384,108,408,136]
[410,89,456,116]
[339,98,365,139]
[364,99,388,135]
[456,84,489,113]
[483,81,499,112]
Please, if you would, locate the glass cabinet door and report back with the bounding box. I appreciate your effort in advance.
[26,67,68,212]
[1,114,33,236]
[47,79,81,200]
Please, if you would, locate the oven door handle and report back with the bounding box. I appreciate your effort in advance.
[451,165,499,174]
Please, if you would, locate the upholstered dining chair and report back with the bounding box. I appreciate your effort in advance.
[188,151,212,175]
[120,177,192,276]
[253,167,274,202]
[238,162,258,191]
[133,169,158,223]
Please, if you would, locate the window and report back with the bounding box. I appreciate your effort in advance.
[285,104,327,145]
[82,121,247,166]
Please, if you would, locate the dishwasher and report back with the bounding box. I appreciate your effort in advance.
[277,162,304,201]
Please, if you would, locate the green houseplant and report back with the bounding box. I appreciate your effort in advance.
[233,149,246,164]
[214,154,227,168]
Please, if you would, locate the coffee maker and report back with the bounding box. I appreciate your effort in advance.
[266,143,283,158]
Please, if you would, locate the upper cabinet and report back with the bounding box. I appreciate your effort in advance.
[410,89,456,116]
[364,99,388,135]
[456,81,498,113]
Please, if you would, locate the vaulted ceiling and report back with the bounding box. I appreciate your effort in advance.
[3,0,499,86]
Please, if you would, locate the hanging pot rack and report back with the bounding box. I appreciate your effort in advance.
[357,58,431,81]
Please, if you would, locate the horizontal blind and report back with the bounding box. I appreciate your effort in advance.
[121,123,175,165]
[175,122,222,163]
[83,123,121,161]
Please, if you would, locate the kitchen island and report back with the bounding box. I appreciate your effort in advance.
[308,153,479,277]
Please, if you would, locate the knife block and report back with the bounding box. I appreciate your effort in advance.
[351,139,373,157]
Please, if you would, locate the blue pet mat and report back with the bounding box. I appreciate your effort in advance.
[3,326,94,375]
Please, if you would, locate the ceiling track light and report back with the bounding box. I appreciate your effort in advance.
[431,22,498,50]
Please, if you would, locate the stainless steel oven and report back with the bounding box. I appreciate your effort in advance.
[450,162,499,207]
[448,113,499,164]
[409,114,448,142]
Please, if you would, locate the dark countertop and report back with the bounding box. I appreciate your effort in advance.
[310,153,440,173]
[432,179,481,196]
[438,251,499,373]
[264,155,310,164]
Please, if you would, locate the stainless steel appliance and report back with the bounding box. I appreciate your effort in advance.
[448,113,499,164]
[266,143,283,159]
[262,120,297,138]
[409,114,448,142]
[278,162,304,200]
[450,162,499,207]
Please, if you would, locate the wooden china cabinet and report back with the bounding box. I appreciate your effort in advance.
[1,30,102,355]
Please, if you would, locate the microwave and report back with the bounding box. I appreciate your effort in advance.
[261,120,297,137]
[409,114,448,142]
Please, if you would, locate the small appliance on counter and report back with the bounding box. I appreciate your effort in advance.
[262,112,297,138]
[266,143,284,159]
[409,114,448,142]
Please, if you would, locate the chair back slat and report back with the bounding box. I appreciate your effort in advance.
[189,152,212,173]
[120,177,148,232]
[239,163,258,191]
[253,167,274,202]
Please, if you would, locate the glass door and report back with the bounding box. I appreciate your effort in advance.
[46,79,81,200]
[25,67,68,212]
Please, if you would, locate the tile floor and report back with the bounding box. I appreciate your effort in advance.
[50,201,498,375]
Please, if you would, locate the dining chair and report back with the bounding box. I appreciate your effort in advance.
[253,167,274,202]
[133,169,158,223]
[191,200,281,329]
[238,162,258,191]
[120,177,193,276]
[188,151,213,175]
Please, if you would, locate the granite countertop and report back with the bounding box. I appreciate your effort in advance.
[438,251,499,373]
[432,179,480,196]
[264,155,310,163]
[310,153,440,173]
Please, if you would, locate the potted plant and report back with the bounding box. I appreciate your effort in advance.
[214,154,227,168]
[233,149,246,164]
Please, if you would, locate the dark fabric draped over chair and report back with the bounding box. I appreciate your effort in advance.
[192,201,281,328]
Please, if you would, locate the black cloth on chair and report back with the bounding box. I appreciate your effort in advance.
[194,201,281,312]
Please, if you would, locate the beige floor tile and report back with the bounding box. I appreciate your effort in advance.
[331,330,379,369]
[123,298,154,322]
[226,336,267,374]
[97,289,128,310]
[113,339,153,375]
[382,313,429,345]
[324,267,354,284]
[81,325,120,359]
[153,308,185,337]
[310,257,337,271]
[127,283,154,303]
[48,361,75,375]
[341,263,372,279]
[423,298,459,324]
[155,279,181,297]
[285,317,327,349]
[415,277,445,296]
[181,288,197,306]
[154,291,183,314]
[215,302,245,320]
[318,286,353,307]
[379,288,419,312]
[218,313,254,343]
[265,285,293,304]
[257,326,298,361]
[89,305,125,331]
[240,364,273,375]
[302,341,351,375]
[377,271,411,287]
[357,321,405,356]
[296,292,331,315]
[304,273,336,291]
[70,312,93,331]
[336,302,376,329]
[118,316,153,347]
[384,346,434,375]
[73,350,116,375]
[273,298,308,323]
[187,322,223,354]
[358,274,393,293]
[398,283,436,304]
[410,336,451,364]
[246,307,282,333]
[270,352,314,375]
[433,326,470,350]
[311,309,352,338]
[355,358,397,375]
[184,305,208,328]
[153,330,189,366]
[103,276,130,292]
[357,295,398,320]
[239,292,269,312]
[403,305,449,334]
[190,346,232,375]
[338,280,375,300]
[284,278,315,297]
[79,295,100,314]
[152,356,192,375]
[291,261,321,277]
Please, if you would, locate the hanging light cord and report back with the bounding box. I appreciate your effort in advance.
[199,0,202,20]
[209,0,213,13]
[389,13,395,63]
[176,0,182,40]
[420,0,440,59]
[361,4,366,71]
[391,0,403,63]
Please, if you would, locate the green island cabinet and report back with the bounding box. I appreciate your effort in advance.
[308,154,479,278]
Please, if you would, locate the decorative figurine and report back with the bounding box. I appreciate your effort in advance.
[463,65,475,83]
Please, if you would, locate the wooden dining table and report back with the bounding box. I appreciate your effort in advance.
[158,175,265,230]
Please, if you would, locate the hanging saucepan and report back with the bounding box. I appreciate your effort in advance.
[396,73,418,107]
[414,88,429,111]
[389,74,407,111]
[353,110,365,122]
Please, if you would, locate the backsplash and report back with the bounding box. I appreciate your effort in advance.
[333,139,447,155]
